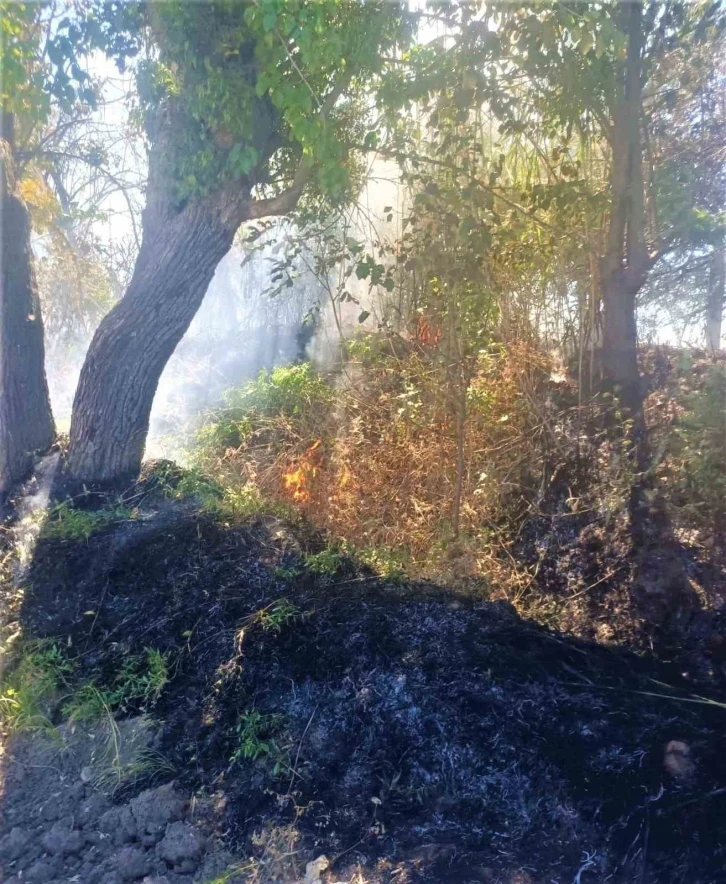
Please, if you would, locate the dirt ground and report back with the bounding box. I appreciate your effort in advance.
[0,498,724,883]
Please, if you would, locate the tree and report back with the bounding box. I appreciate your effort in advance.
[0,109,55,497]
[459,1,725,411]
[65,0,411,488]
[1,0,105,497]
[706,242,725,351]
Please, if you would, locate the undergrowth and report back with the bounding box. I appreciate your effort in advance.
[182,340,551,595]
[63,647,169,723]
[167,343,726,647]
[0,640,73,732]
[229,710,290,777]
[666,362,726,544]
[0,642,169,734]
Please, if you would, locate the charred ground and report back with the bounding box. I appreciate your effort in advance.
[1,492,725,883]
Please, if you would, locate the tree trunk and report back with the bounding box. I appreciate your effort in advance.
[0,113,55,498]
[65,197,238,488]
[602,272,641,412]
[706,243,724,352]
[64,84,311,489]
[601,1,649,415]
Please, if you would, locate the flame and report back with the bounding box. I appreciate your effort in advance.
[416,315,442,347]
[283,440,323,502]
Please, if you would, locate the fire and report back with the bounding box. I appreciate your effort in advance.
[283,439,323,502]
[416,315,442,347]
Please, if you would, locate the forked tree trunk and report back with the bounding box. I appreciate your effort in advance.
[706,243,724,352]
[0,114,55,498]
[66,197,238,487]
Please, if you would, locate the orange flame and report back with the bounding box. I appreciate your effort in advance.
[416,315,442,347]
[283,440,323,502]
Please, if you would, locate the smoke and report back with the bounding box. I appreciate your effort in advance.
[41,159,405,465]
[146,232,328,458]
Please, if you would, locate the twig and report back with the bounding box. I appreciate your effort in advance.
[287,704,318,795]
[565,566,625,602]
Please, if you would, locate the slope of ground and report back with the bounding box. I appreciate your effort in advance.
[1,499,725,883]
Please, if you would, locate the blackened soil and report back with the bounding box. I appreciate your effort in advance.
[9,504,726,882]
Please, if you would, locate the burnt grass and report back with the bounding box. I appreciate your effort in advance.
[12,502,726,883]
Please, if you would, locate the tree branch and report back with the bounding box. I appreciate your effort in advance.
[243,73,352,221]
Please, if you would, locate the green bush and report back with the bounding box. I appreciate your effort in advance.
[193,363,334,462]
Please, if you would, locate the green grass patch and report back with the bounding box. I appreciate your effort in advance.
[0,643,169,734]
[254,599,302,633]
[41,501,137,542]
[63,648,169,723]
[0,640,73,733]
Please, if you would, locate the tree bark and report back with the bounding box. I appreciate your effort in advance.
[0,112,55,498]
[601,1,650,414]
[65,195,239,488]
[705,242,724,352]
[64,67,335,490]
[64,107,308,489]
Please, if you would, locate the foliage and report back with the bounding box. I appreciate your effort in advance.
[185,341,547,588]
[87,0,414,204]
[254,599,302,633]
[63,648,169,723]
[302,546,346,576]
[152,461,225,508]
[229,710,289,777]
[195,364,332,458]
[0,641,73,733]
[0,640,168,734]
[355,545,408,582]
[41,500,137,542]
[667,362,726,539]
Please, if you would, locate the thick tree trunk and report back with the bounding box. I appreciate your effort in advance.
[0,114,55,498]
[705,244,724,352]
[64,80,311,489]
[65,197,238,488]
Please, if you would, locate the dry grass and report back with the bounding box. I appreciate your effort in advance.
[191,337,555,594]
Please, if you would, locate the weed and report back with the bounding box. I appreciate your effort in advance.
[96,746,176,795]
[356,545,408,581]
[193,364,332,465]
[230,710,289,776]
[151,462,224,507]
[0,640,73,732]
[63,648,169,723]
[274,565,301,581]
[63,683,112,724]
[669,364,726,538]
[215,484,298,522]
[255,599,302,633]
[302,547,346,575]
[42,501,136,542]
[227,363,333,419]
